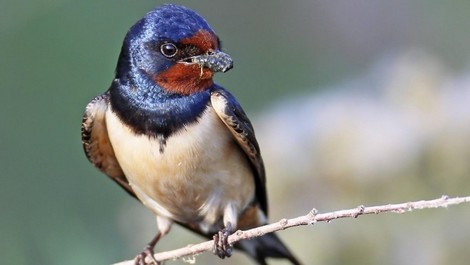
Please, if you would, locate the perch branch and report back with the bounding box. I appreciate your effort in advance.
[113,195,470,265]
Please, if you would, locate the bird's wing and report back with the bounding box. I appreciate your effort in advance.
[210,87,268,215]
[81,91,136,198]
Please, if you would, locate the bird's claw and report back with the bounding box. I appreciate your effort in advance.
[213,227,232,259]
[134,245,159,265]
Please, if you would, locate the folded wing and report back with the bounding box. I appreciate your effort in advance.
[81,91,136,198]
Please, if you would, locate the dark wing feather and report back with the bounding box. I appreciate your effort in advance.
[210,87,268,215]
[81,91,136,198]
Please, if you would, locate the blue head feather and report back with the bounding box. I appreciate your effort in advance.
[131,4,214,43]
[116,4,215,79]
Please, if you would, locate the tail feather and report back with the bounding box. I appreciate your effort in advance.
[236,232,301,265]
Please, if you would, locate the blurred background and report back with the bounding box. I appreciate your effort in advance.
[1,1,470,264]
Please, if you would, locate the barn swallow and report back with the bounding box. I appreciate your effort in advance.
[81,4,300,265]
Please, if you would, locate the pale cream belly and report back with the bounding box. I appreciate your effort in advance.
[105,106,255,226]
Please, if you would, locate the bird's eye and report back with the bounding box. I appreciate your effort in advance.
[160,43,178,58]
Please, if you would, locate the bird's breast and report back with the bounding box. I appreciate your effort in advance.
[105,104,255,226]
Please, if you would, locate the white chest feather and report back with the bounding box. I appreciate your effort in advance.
[105,106,255,226]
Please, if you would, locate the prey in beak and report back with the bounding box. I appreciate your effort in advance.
[180,50,234,76]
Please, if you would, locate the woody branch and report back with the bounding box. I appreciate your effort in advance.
[114,195,470,265]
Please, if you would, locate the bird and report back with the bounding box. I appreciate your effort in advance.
[81,4,300,265]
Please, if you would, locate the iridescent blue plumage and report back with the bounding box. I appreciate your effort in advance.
[137,4,214,41]
[117,4,215,78]
[110,78,210,140]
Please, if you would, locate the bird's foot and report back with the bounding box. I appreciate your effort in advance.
[134,245,159,265]
[134,232,162,265]
[212,226,233,259]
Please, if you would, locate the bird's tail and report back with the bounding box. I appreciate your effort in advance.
[236,232,301,265]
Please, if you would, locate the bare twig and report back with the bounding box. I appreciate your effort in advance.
[113,195,470,265]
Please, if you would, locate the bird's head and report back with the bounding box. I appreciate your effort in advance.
[116,4,233,95]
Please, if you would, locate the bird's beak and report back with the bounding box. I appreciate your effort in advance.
[180,50,233,73]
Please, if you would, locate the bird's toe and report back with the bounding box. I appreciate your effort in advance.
[212,227,232,259]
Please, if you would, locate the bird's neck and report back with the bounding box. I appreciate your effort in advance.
[109,72,211,139]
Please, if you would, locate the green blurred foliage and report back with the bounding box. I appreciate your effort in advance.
[1,1,470,265]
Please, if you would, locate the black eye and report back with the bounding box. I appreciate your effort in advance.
[160,43,178,57]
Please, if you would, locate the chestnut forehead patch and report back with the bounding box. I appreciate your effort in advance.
[181,30,218,52]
